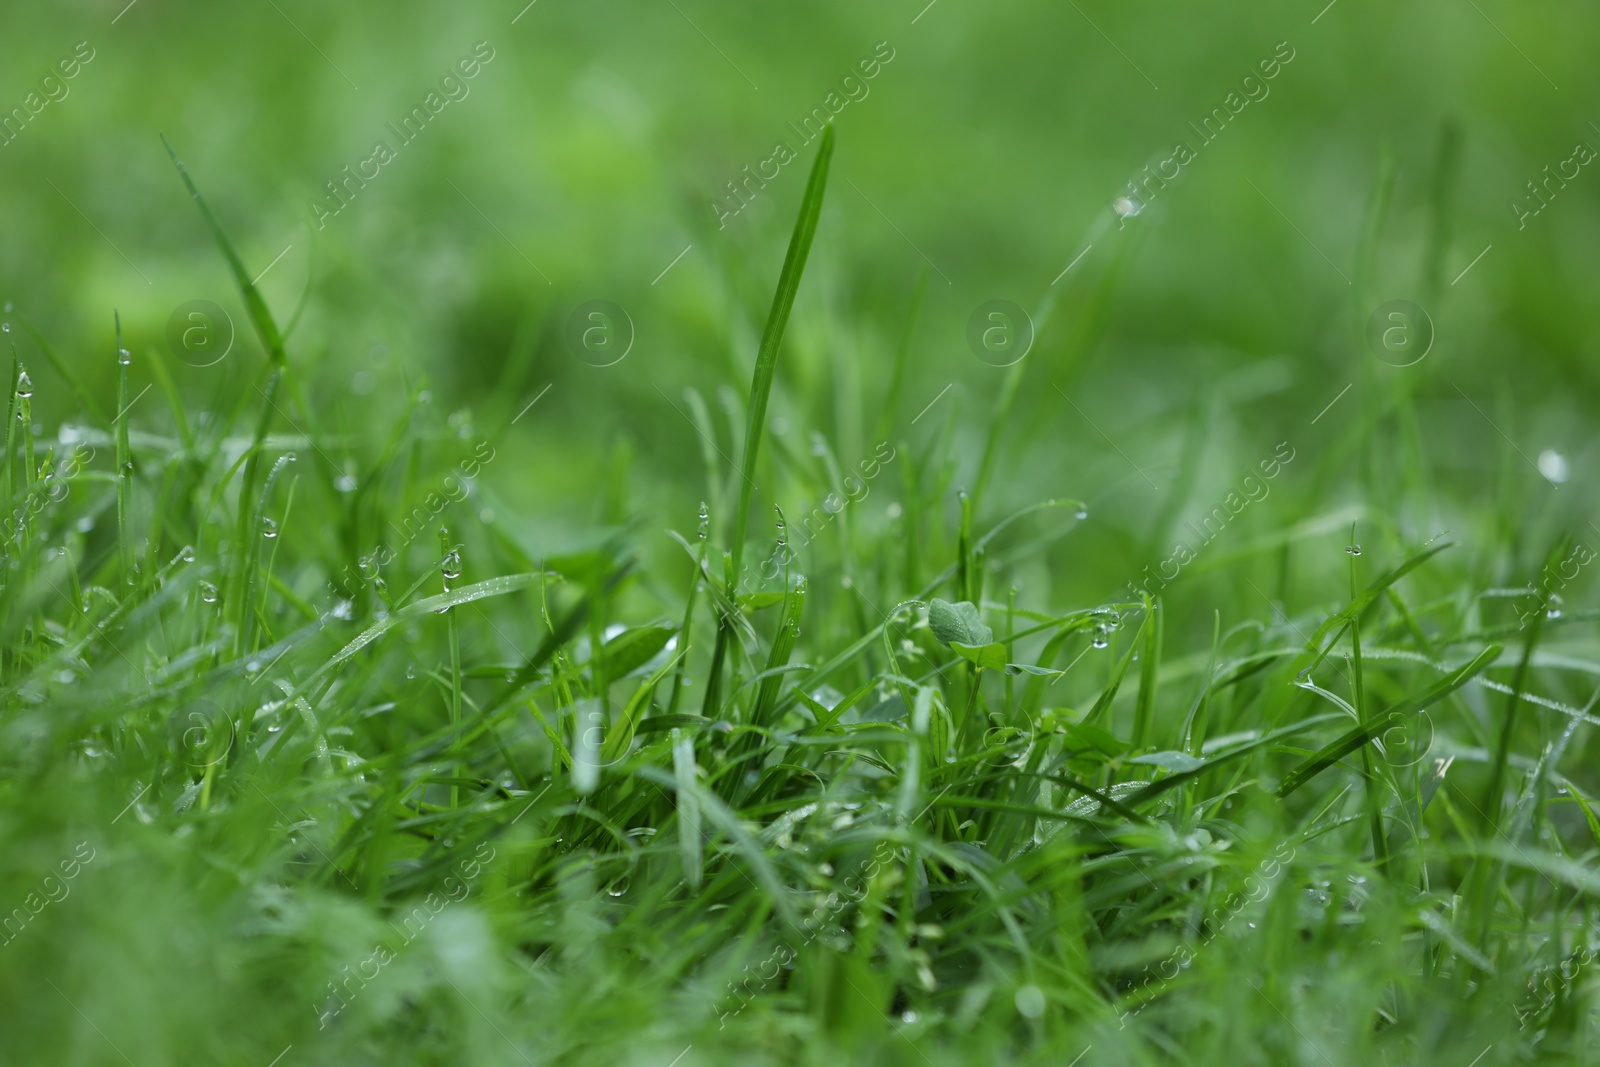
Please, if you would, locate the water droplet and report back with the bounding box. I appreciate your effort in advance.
[1538,450,1569,484]
[405,665,416,680]
[886,502,903,519]
[245,659,262,673]
[1547,594,1563,619]
[334,474,357,493]
[1091,634,1109,649]
[260,517,278,539]
[441,549,462,580]
[606,877,630,897]
[74,516,95,533]
[1075,505,1088,520]
[1345,544,1361,556]
[417,389,432,404]
[56,669,76,684]
[330,599,353,620]
[15,370,32,398]
[697,502,710,541]
[1113,195,1144,219]
[901,1010,919,1024]
[172,545,195,563]
[118,348,132,366]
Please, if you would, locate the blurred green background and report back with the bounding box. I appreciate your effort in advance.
[2,0,1597,620]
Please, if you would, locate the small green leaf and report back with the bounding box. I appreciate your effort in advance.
[1007,662,1065,677]
[737,591,789,611]
[951,640,1008,671]
[928,598,993,647]
[1060,723,1129,758]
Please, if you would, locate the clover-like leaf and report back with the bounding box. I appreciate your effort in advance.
[927,598,993,647]
[950,641,1008,671]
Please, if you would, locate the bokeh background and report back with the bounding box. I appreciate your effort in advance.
[1,0,1596,652]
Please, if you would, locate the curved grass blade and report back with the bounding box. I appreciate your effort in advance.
[728,123,834,582]
[1277,644,1501,798]
[162,134,287,365]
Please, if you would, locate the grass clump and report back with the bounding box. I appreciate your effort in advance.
[1,132,1598,1067]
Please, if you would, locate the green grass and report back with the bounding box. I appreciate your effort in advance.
[3,116,1600,1067]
